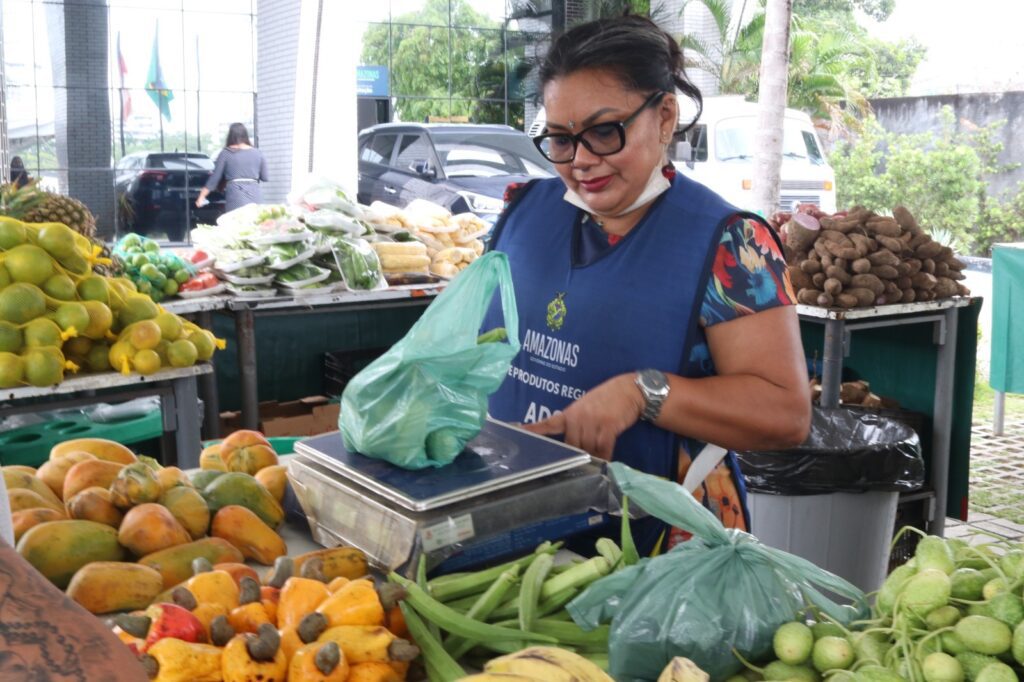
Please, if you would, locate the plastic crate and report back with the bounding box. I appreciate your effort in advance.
[0,411,163,468]
[323,348,387,397]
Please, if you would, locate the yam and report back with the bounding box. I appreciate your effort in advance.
[867,249,900,267]
[922,258,936,274]
[902,288,917,303]
[896,262,913,277]
[846,287,877,307]
[906,259,923,276]
[948,270,966,281]
[817,292,834,307]
[824,240,859,261]
[783,213,821,254]
[847,207,872,222]
[870,265,899,280]
[852,258,872,274]
[834,258,848,271]
[813,241,832,260]
[862,393,884,408]
[788,267,814,291]
[833,216,864,233]
[797,289,823,306]
[948,258,966,271]
[820,252,833,268]
[893,206,920,232]
[934,262,951,278]
[876,235,904,253]
[818,217,837,230]
[825,265,851,286]
[823,278,843,296]
[820,230,854,247]
[933,277,958,298]
[800,259,823,275]
[897,276,914,291]
[884,280,904,303]
[899,231,915,245]
[835,293,858,309]
[917,289,935,302]
[812,272,827,289]
[865,217,901,237]
[957,283,972,296]
[915,241,943,259]
[938,246,953,260]
[908,233,931,250]
[850,274,885,296]
[847,233,871,258]
[912,272,938,290]
[841,381,870,404]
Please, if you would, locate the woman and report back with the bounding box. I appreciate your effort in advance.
[9,156,30,189]
[482,15,811,552]
[196,122,268,212]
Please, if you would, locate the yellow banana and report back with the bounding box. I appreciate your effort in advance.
[484,646,614,682]
[458,675,543,681]
[658,657,711,682]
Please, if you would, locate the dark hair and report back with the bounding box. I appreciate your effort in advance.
[10,156,24,171]
[539,15,703,135]
[225,122,251,147]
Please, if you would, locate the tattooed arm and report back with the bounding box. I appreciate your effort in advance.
[0,542,147,682]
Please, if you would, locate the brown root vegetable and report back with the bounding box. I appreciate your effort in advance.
[948,258,966,271]
[899,231,914,245]
[824,241,859,261]
[922,258,936,274]
[862,393,884,408]
[934,262,950,278]
[870,265,899,280]
[835,293,858,308]
[865,217,901,237]
[788,267,815,291]
[783,213,822,253]
[938,246,953,260]
[948,270,966,281]
[852,258,872,274]
[813,241,832,260]
[912,272,938,289]
[823,278,844,296]
[833,216,864,233]
[897,276,913,291]
[825,265,851,286]
[848,233,873,257]
[915,240,943,259]
[812,272,827,289]
[867,249,900,267]
[817,292,834,307]
[933,277,958,298]
[896,262,913,277]
[902,288,916,303]
[876,235,904,253]
[820,230,854,246]
[884,280,904,303]
[797,289,823,306]
[850,273,885,296]
[957,283,972,296]
[905,258,923,276]
[892,206,920,232]
[840,381,870,404]
[846,287,877,307]
[875,295,887,306]
[800,259,823,275]
[908,233,931,250]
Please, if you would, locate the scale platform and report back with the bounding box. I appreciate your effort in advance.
[294,418,593,511]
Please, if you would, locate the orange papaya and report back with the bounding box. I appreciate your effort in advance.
[16,519,125,589]
[137,537,245,589]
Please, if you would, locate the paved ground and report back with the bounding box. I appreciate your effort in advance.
[944,416,1024,543]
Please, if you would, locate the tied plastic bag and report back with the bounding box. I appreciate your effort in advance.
[338,251,519,469]
[569,463,869,682]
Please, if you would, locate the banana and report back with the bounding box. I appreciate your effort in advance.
[658,657,711,682]
[484,646,614,682]
[458,675,542,681]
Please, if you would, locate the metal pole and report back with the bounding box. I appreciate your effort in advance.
[820,318,844,408]
[172,375,202,470]
[930,308,958,536]
[196,310,220,440]
[994,391,1006,437]
[236,308,260,431]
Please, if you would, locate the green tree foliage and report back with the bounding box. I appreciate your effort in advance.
[831,107,1024,255]
[794,0,895,22]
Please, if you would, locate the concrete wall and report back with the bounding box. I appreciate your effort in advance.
[871,91,1024,198]
[256,0,302,203]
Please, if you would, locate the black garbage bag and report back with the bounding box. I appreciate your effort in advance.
[736,406,925,494]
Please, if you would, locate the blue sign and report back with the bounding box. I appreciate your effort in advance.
[357,65,389,97]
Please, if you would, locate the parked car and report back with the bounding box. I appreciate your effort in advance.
[357,123,554,223]
[114,152,225,242]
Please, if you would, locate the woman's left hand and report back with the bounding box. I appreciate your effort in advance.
[522,373,643,460]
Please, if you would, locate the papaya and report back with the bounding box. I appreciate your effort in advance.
[213,562,261,588]
[7,487,64,514]
[211,505,287,565]
[2,468,63,507]
[159,486,210,540]
[202,472,284,528]
[11,507,66,542]
[156,466,193,492]
[5,465,36,475]
[16,519,125,588]
[62,458,125,501]
[220,430,277,476]
[138,537,245,589]
[199,444,226,471]
[191,469,224,491]
[136,454,162,472]
[50,437,137,465]
[36,450,96,500]
[293,547,370,583]
[118,503,192,557]
[66,561,164,614]
[109,461,162,509]
[66,486,124,527]
[255,464,288,503]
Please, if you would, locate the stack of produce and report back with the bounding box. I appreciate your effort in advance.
[112,234,202,302]
[809,378,899,409]
[363,201,486,279]
[739,527,1024,682]
[0,215,220,386]
[776,205,971,308]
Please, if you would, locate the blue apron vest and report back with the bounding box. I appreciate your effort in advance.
[483,174,752,552]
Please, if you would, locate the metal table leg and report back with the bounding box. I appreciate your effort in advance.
[930,308,958,536]
[172,375,203,469]
[196,310,221,440]
[236,308,260,431]
[994,391,1006,437]
[820,318,844,408]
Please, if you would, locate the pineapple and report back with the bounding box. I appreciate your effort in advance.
[0,180,97,238]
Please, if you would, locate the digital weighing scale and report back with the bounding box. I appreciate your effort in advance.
[288,419,611,575]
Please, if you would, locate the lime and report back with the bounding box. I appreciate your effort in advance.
[0,283,47,324]
[22,346,65,386]
[132,253,149,268]
[137,279,153,295]
[140,263,160,280]
[151,272,167,289]
[43,273,77,301]
[122,233,142,249]
[132,348,161,375]
[163,280,179,296]
[144,240,160,253]
[77,276,110,305]
[167,339,198,367]
[174,269,191,284]
[0,352,24,388]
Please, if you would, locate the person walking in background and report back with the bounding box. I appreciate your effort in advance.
[196,122,268,212]
[9,156,31,189]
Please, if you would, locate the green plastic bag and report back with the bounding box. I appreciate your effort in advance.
[338,251,519,469]
[568,463,870,682]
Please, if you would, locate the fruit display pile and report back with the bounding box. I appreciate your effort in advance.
[772,205,971,308]
[112,233,211,302]
[742,528,1024,682]
[0,215,221,386]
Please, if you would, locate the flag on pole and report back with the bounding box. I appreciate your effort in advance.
[117,31,132,120]
[145,21,174,121]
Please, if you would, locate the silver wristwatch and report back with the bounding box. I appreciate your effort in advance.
[635,369,670,422]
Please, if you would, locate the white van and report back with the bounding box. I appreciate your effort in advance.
[527,94,836,213]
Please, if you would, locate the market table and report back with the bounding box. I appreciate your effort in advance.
[0,365,212,469]
[989,243,1024,436]
[797,297,977,536]
[223,287,442,431]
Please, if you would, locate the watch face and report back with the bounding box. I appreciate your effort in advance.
[639,369,669,395]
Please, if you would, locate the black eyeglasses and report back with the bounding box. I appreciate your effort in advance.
[533,91,666,164]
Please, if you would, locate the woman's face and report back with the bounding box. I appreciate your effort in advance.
[542,69,677,216]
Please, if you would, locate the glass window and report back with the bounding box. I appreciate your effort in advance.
[431,130,552,178]
[802,131,825,165]
[390,24,449,98]
[361,133,399,165]
[688,124,708,161]
[451,28,503,101]
[393,134,434,172]
[715,117,818,163]
[390,0,449,27]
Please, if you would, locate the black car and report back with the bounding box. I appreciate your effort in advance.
[357,123,554,223]
[114,152,225,242]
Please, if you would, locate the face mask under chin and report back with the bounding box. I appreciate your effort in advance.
[562,162,671,219]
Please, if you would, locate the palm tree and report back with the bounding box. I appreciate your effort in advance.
[677,0,763,95]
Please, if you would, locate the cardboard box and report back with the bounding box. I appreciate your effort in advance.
[218,396,341,438]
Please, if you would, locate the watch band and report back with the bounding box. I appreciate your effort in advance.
[635,369,670,422]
